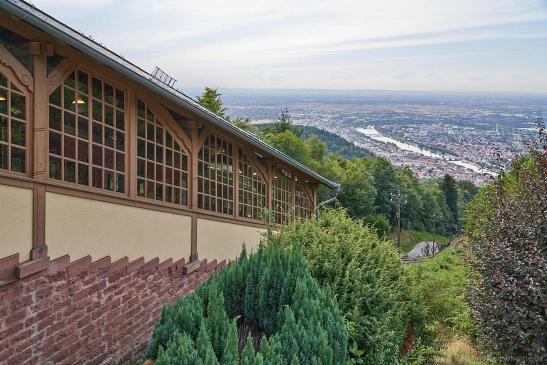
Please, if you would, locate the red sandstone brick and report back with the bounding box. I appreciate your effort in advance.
[126,257,144,274]
[0,253,19,281]
[47,255,70,276]
[206,259,218,272]
[142,257,159,274]
[109,257,129,275]
[182,260,200,275]
[16,258,50,279]
[91,256,111,272]
[67,256,92,277]
[158,258,173,272]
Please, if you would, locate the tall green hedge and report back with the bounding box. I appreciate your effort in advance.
[145,244,348,364]
[270,209,425,364]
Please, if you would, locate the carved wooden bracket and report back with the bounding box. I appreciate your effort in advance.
[47,58,76,92]
[0,44,34,93]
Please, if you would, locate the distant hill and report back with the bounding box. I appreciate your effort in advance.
[257,124,374,159]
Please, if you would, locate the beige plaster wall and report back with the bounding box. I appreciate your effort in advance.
[197,218,265,261]
[0,184,32,261]
[45,193,191,262]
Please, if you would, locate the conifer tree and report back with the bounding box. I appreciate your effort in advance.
[223,319,239,365]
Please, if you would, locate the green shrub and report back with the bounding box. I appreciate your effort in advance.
[270,209,425,364]
[465,124,546,364]
[407,247,476,343]
[145,244,347,364]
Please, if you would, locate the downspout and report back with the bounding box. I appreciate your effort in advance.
[315,184,341,220]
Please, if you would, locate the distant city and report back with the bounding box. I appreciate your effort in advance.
[186,88,546,185]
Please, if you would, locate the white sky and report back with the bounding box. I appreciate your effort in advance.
[33,0,547,92]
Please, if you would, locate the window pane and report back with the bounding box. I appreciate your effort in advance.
[64,71,75,88]
[0,89,7,115]
[115,131,124,151]
[11,147,25,172]
[0,116,7,141]
[116,110,124,130]
[78,117,89,139]
[64,112,75,135]
[104,148,114,169]
[92,100,102,122]
[137,138,145,157]
[78,140,88,162]
[116,152,125,173]
[104,127,113,147]
[49,86,61,106]
[116,173,124,193]
[49,107,61,130]
[49,156,61,179]
[104,105,113,126]
[104,83,113,105]
[77,71,88,93]
[77,94,88,116]
[92,122,102,143]
[78,163,88,185]
[11,120,25,146]
[64,160,76,183]
[137,158,145,177]
[10,92,25,119]
[137,119,145,138]
[64,87,75,112]
[0,144,7,169]
[92,144,102,166]
[137,178,145,197]
[105,170,114,191]
[115,89,124,109]
[49,132,61,155]
[64,135,75,159]
[92,78,102,99]
[92,167,102,188]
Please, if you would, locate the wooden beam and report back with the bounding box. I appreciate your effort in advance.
[0,44,34,92]
[47,58,76,93]
[233,141,239,219]
[32,47,48,248]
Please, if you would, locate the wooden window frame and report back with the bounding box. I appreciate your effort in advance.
[238,148,267,221]
[0,66,31,176]
[272,166,293,225]
[47,67,127,193]
[135,98,189,206]
[295,178,313,219]
[197,132,234,216]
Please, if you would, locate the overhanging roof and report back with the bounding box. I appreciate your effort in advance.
[0,0,339,190]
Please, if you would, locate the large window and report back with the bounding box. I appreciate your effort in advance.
[136,100,189,205]
[238,149,266,220]
[0,72,26,173]
[48,70,126,192]
[295,181,313,219]
[272,168,293,224]
[198,134,234,215]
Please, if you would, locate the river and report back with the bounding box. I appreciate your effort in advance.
[356,126,497,176]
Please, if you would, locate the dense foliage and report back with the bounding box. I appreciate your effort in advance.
[269,209,425,364]
[466,122,546,365]
[408,247,476,343]
[145,244,348,364]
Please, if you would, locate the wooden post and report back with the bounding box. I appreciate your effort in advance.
[233,141,239,218]
[189,124,199,261]
[31,42,48,257]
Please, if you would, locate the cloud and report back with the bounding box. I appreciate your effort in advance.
[31,0,547,92]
